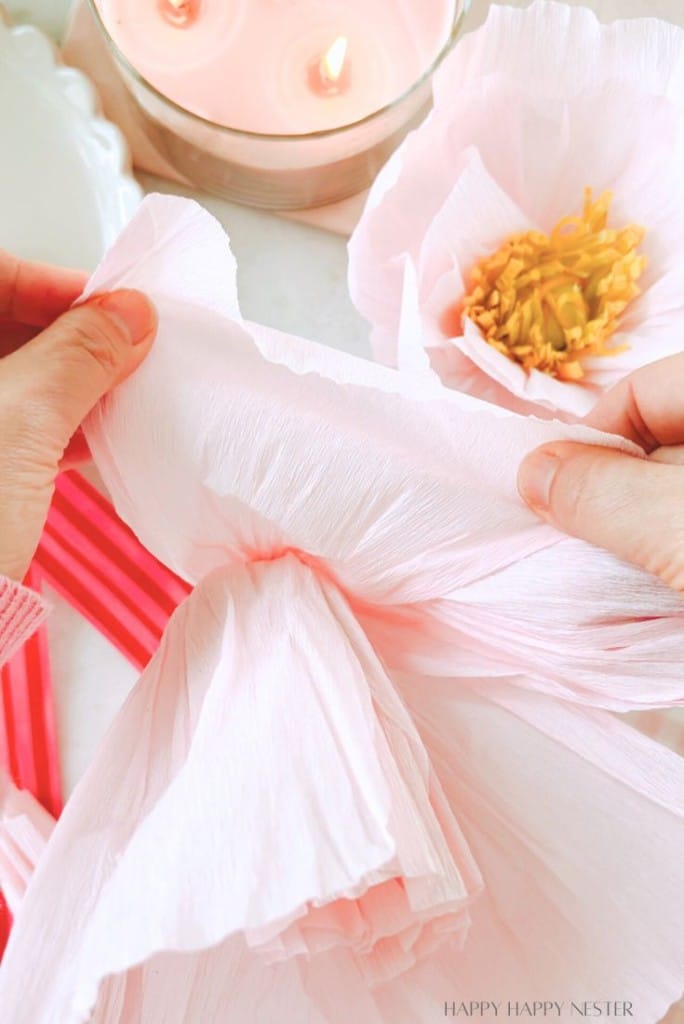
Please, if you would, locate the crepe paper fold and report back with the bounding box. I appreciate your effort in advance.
[0,770,55,959]
[0,195,681,1024]
[35,471,192,671]
[0,771,54,919]
[348,1,684,419]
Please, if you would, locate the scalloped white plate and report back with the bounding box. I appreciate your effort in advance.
[0,7,140,270]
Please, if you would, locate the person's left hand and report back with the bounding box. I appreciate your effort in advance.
[0,251,157,582]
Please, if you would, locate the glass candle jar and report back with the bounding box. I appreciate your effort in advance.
[89,0,470,210]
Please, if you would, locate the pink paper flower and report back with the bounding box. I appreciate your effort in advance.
[348,1,684,419]
[0,196,682,1024]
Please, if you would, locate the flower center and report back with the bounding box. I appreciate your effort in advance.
[456,190,646,381]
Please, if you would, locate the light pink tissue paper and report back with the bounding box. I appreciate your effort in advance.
[0,195,681,1023]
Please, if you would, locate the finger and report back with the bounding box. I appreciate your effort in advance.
[517,441,684,590]
[0,250,87,326]
[585,353,684,452]
[0,289,157,456]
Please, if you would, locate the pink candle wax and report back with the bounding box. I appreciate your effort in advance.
[97,0,457,135]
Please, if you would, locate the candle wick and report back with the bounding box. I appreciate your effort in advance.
[159,0,200,28]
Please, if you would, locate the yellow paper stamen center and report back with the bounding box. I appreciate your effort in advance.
[457,189,647,381]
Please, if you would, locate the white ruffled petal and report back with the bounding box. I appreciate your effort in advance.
[435,1,684,108]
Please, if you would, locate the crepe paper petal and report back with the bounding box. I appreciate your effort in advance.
[450,320,597,421]
[434,1,684,108]
[74,195,683,712]
[0,567,62,819]
[349,1,684,419]
[396,258,434,375]
[35,472,191,671]
[0,195,681,1022]
[348,110,460,362]
[0,557,478,1023]
[417,147,535,308]
[389,675,684,1022]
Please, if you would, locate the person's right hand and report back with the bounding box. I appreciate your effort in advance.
[518,354,684,592]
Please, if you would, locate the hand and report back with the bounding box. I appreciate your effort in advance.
[518,354,684,591]
[0,251,157,581]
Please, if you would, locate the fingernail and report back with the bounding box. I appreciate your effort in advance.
[518,449,561,513]
[94,289,157,345]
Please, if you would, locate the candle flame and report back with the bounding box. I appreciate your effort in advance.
[320,36,348,84]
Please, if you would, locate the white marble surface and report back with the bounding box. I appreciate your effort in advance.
[4,0,684,797]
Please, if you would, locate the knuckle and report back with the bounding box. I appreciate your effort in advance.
[55,306,127,377]
[549,455,606,530]
[660,555,684,592]
[0,380,61,464]
[649,527,684,593]
[0,374,36,447]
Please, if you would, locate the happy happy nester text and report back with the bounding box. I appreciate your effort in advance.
[443,1004,633,1018]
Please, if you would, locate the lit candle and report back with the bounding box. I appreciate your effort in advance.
[308,37,350,99]
[91,0,465,207]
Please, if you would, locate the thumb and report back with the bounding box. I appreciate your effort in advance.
[517,441,684,590]
[0,289,156,580]
[1,289,157,457]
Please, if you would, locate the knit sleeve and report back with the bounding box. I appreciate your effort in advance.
[0,576,48,669]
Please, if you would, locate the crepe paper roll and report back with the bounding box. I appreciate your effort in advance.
[34,472,191,670]
[0,567,62,820]
[51,473,190,613]
[0,572,61,951]
[36,529,160,673]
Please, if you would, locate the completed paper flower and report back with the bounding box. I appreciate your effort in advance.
[349,1,684,419]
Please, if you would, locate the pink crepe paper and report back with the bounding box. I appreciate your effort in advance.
[0,195,681,1023]
[348,1,684,419]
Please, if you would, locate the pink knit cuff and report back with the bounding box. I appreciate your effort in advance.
[0,577,49,670]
